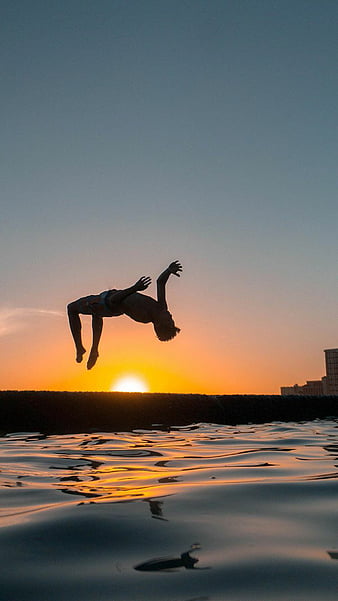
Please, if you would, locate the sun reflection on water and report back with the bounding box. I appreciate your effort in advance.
[15,422,329,507]
[2,422,338,512]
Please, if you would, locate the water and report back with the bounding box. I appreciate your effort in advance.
[1,420,338,601]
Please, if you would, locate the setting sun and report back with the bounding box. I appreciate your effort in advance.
[111,375,149,393]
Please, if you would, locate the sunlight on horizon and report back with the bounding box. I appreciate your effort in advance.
[110,374,149,393]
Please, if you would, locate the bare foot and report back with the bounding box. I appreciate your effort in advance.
[87,350,99,370]
[76,346,86,363]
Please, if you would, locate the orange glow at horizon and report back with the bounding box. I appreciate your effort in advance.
[2,301,326,395]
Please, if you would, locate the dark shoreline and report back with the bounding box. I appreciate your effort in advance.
[1,390,337,434]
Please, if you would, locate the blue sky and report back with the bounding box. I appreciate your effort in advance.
[1,0,337,392]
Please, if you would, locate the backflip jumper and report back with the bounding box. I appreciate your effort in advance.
[67,261,182,369]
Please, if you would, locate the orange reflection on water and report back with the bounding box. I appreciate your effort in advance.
[56,463,183,504]
[52,433,298,506]
[53,431,191,504]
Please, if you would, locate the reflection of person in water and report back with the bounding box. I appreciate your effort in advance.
[145,498,168,521]
[134,544,201,571]
[67,261,182,370]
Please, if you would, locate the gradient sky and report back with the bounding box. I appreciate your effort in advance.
[1,0,337,393]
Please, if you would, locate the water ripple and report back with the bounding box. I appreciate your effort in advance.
[1,420,338,600]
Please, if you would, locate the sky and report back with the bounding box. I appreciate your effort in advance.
[1,0,337,394]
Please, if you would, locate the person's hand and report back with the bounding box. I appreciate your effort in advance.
[135,276,151,291]
[168,260,183,277]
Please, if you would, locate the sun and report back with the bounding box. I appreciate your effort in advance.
[111,374,149,393]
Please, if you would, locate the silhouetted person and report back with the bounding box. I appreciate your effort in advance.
[67,261,182,369]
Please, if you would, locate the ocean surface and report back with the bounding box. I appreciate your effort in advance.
[1,419,338,601]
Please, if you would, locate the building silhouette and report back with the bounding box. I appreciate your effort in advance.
[281,348,338,396]
[324,348,338,395]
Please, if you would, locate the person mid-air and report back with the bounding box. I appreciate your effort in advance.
[67,260,182,370]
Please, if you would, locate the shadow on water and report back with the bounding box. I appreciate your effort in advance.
[134,543,210,572]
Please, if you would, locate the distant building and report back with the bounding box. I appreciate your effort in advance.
[324,349,338,395]
[322,376,328,395]
[281,384,302,396]
[302,380,326,395]
[281,348,338,396]
[281,380,324,396]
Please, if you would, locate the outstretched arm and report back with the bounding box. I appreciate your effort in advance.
[157,261,182,309]
[109,276,151,304]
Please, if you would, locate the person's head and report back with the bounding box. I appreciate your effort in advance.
[153,310,180,342]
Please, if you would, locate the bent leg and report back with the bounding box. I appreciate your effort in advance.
[67,302,86,363]
[87,315,103,370]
